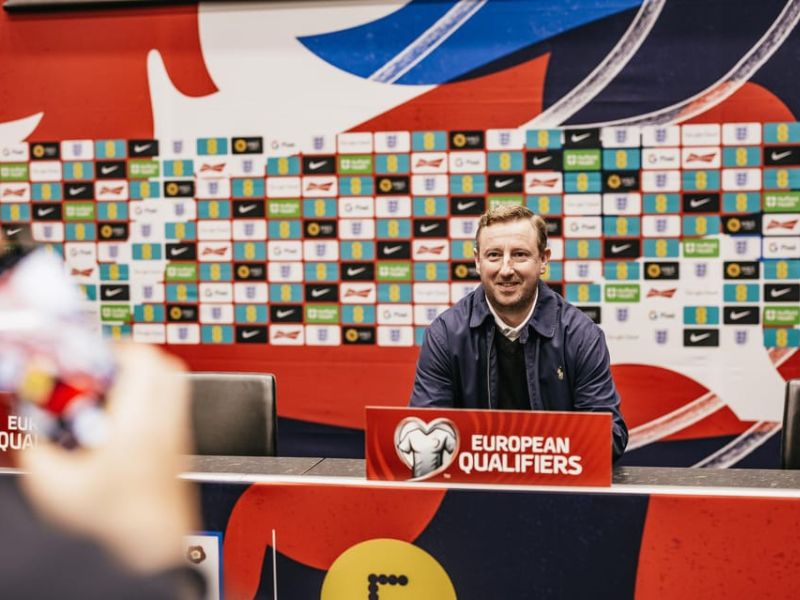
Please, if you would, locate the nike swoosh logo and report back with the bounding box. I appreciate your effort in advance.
[6,228,21,236]
[383,245,403,255]
[690,198,711,208]
[690,333,711,343]
[571,133,591,143]
[311,288,329,298]
[347,267,366,276]
[241,330,260,339]
[170,247,189,256]
[308,160,328,170]
[494,179,514,188]
[134,143,152,153]
[276,310,295,318]
[611,243,631,253]
[532,156,552,166]
[37,207,55,216]
[69,187,87,196]
[238,204,257,213]
[420,224,439,233]
[771,150,792,161]
[105,288,124,297]
[457,201,477,211]
[729,310,751,320]
[770,288,792,298]
[100,165,119,175]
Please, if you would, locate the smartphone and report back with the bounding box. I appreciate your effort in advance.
[0,239,114,449]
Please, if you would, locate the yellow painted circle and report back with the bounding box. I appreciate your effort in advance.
[452,133,466,148]
[321,539,456,600]
[726,263,741,278]
[647,263,661,278]
[345,328,359,342]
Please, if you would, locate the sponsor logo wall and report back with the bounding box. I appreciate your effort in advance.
[2,125,797,354]
[1,125,799,465]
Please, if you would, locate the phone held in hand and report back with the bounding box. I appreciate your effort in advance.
[0,240,114,449]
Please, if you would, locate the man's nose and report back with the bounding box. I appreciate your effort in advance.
[499,254,514,275]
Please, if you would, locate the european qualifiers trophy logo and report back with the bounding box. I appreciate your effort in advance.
[394,417,459,480]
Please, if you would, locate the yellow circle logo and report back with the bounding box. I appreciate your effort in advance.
[452,133,466,148]
[647,264,661,278]
[32,144,45,158]
[345,328,359,342]
[321,539,456,600]
[307,222,321,236]
[166,182,179,196]
[726,263,741,278]
[234,139,247,153]
[100,224,113,239]
[237,265,251,279]
[379,178,393,193]
[607,174,621,189]
[169,307,183,320]
[727,218,741,233]
[454,265,468,278]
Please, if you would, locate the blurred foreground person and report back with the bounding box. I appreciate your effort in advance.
[0,344,204,599]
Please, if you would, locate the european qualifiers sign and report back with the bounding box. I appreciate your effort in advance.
[366,407,612,487]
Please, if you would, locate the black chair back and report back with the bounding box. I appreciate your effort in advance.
[187,372,277,456]
[781,379,800,469]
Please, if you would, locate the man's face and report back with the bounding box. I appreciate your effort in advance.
[474,218,550,326]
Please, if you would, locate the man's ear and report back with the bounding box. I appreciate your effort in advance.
[540,247,551,274]
[473,246,480,275]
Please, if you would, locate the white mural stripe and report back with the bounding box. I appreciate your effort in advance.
[569,0,800,127]
[692,421,782,468]
[369,0,488,84]
[627,392,724,450]
[770,347,798,368]
[525,0,666,128]
[0,112,43,146]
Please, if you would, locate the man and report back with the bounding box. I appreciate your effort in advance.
[410,205,627,460]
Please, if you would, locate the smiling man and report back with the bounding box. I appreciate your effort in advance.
[410,205,628,460]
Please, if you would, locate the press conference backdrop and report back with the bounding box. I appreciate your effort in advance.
[0,0,799,465]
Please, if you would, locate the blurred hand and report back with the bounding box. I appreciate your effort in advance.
[18,343,199,574]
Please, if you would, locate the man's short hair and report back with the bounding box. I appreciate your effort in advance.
[475,204,548,256]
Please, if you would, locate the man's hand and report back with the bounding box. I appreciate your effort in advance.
[18,343,199,574]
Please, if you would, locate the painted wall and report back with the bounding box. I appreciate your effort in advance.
[1,0,799,465]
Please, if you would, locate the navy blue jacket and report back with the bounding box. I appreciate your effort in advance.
[410,282,628,459]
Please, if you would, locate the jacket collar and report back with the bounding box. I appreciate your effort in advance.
[470,281,557,339]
